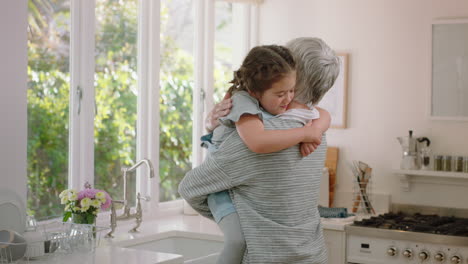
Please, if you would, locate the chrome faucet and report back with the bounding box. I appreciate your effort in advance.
[105,159,154,238]
[122,159,155,217]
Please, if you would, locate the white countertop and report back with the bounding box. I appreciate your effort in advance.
[28,246,183,264]
[321,216,355,231]
[27,212,352,263]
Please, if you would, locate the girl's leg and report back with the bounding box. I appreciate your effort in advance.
[216,212,246,264]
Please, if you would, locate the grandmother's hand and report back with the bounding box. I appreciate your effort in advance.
[205,93,232,132]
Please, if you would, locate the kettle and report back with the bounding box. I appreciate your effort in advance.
[397,130,431,170]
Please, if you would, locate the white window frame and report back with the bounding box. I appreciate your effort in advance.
[68,0,160,214]
[136,0,161,214]
[65,0,259,217]
[194,0,259,165]
[69,0,95,191]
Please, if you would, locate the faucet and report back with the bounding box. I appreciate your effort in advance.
[105,159,154,238]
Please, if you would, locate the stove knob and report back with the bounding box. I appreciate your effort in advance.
[403,249,413,258]
[435,252,445,262]
[418,251,429,261]
[387,247,397,257]
[451,255,461,264]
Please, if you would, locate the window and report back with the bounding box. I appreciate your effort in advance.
[27,0,258,219]
[93,0,139,207]
[214,2,234,102]
[213,2,258,102]
[27,0,141,218]
[159,0,194,202]
[27,0,71,218]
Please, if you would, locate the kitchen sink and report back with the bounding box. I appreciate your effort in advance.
[114,230,224,264]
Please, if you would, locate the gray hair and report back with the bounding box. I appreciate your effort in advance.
[286,37,340,105]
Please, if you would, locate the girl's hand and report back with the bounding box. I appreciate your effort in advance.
[299,108,331,156]
[300,142,318,157]
[205,93,232,132]
[300,120,318,156]
[302,123,322,146]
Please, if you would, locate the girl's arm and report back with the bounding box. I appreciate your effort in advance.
[299,107,331,156]
[236,114,322,154]
[310,107,331,133]
[287,102,331,133]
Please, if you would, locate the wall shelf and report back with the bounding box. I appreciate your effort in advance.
[393,169,468,191]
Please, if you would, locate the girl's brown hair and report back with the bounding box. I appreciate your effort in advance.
[227,45,296,96]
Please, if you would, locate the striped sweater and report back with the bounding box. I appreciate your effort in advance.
[178,117,328,264]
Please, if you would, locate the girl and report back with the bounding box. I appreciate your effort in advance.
[204,45,330,264]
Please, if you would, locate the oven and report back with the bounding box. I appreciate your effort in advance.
[345,208,468,264]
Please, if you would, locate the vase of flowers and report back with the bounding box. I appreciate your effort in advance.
[60,182,112,225]
[71,211,96,225]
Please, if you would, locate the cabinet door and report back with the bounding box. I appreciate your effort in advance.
[323,229,346,264]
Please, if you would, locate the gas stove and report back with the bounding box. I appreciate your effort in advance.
[354,212,468,236]
[346,207,468,264]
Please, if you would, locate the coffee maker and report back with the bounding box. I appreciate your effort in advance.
[397,130,431,170]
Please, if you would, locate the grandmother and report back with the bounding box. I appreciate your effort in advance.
[179,37,340,264]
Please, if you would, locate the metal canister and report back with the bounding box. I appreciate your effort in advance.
[442,155,452,172]
[454,156,464,172]
[434,155,443,171]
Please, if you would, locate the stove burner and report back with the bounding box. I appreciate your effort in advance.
[353,212,468,237]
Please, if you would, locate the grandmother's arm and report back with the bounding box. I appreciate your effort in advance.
[178,157,236,219]
[205,93,232,132]
[179,116,314,218]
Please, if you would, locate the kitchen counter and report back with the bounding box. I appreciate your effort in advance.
[100,212,352,245]
[28,246,183,264]
[320,216,355,231]
[28,212,352,263]
[27,214,222,264]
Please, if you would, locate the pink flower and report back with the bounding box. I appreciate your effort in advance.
[101,191,112,210]
[77,188,112,210]
[78,188,98,200]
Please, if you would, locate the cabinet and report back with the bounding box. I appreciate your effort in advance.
[323,229,346,264]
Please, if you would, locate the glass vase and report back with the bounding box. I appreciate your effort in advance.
[71,213,96,240]
[72,213,96,225]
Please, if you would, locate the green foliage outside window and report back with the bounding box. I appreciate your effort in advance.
[27,0,195,218]
[27,0,71,218]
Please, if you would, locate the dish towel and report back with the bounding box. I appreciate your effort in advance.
[318,206,354,218]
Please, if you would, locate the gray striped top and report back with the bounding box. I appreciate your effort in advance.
[178,117,327,264]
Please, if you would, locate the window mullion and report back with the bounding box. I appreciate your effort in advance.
[204,0,215,139]
[250,3,259,48]
[69,0,96,190]
[231,4,249,69]
[193,0,206,167]
[137,0,161,214]
[137,0,149,202]
[193,0,215,165]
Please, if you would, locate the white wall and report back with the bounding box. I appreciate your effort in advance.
[258,0,468,209]
[0,0,27,203]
